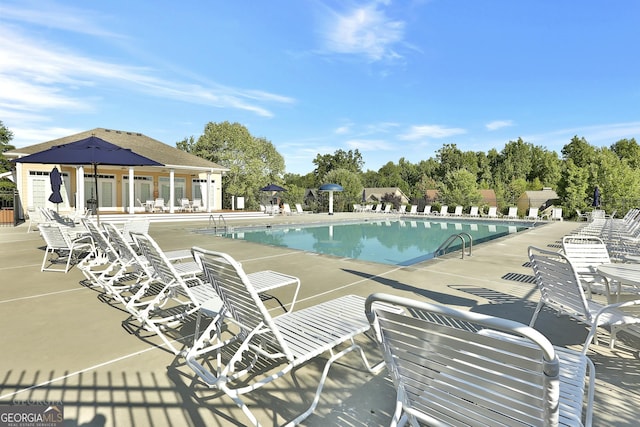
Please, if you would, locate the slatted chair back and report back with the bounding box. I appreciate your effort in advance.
[422,205,431,215]
[507,206,518,218]
[486,206,498,218]
[562,235,611,275]
[408,205,418,215]
[438,205,448,215]
[81,219,117,263]
[453,205,463,216]
[133,232,184,288]
[527,207,539,219]
[103,222,151,276]
[468,206,479,216]
[528,246,592,326]
[191,248,284,357]
[365,293,568,427]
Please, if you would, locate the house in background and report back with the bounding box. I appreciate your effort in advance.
[5,128,228,219]
[516,188,559,217]
[363,187,410,205]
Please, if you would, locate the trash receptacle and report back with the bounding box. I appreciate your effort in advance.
[86,199,97,215]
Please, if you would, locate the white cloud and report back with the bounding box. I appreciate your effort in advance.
[334,124,352,135]
[0,7,296,135]
[346,138,394,151]
[485,120,514,131]
[321,2,405,61]
[523,121,640,151]
[399,124,466,140]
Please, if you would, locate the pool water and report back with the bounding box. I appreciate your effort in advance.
[219,219,530,266]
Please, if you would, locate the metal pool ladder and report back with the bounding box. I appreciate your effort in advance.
[435,232,473,259]
[208,214,228,234]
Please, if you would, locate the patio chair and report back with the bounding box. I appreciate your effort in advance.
[373,204,382,213]
[39,224,94,273]
[526,207,540,220]
[562,235,639,302]
[419,205,431,215]
[467,205,479,217]
[102,223,160,306]
[506,206,518,219]
[26,206,46,233]
[452,205,463,216]
[153,198,169,213]
[435,205,449,216]
[77,218,122,285]
[486,206,498,218]
[131,232,223,355]
[528,246,640,352]
[122,219,150,250]
[365,293,595,427]
[408,205,418,215]
[191,198,202,212]
[397,205,407,214]
[551,207,563,221]
[382,204,392,214]
[295,203,311,214]
[282,203,293,215]
[186,247,384,426]
[179,198,193,212]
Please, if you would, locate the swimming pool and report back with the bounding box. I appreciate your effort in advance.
[215,218,533,266]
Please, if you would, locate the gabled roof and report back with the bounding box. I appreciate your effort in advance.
[5,128,228,172]
[364,187,410,202]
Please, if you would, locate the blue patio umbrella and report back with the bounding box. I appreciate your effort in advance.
[15,136,163,224]
[319,183,344,215]
[260,184,286,192]
[48,166,63,208]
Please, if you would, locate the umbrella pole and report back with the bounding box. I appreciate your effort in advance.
[94,163,100,225]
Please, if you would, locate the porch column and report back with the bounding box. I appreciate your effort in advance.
[206,172,212,212]
[169,169,175,213]
[77,166,85,212]
[128,167,135,214]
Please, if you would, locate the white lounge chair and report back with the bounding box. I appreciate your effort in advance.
[528,246,640,352]
[486,206,498,218]
[408,205,418,215]
[365,293,595,427]
[506,206,518,219]
[187,248,384,426]
[132,232,222,355]
[282,203,293,215]
[420,205,432,215]
[526,207,540,220]
[295,203,311,214]
[373,204,382,213]
[397,205,407,214]
[435,205,449,216]
[382,204,392,214]
[551,207,563,221]
[467,206,479,217]
[453,205,463,216]
[191,198,202,212]
[39,224,94,273]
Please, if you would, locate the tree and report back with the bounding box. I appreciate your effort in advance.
[0,121,15,174]
[611,138,640,169]
[178,121,285,209]
[437,169,482,207]
[312,149,364,185]
[496,138,533,183]
[321,168,362,213]
[561,136,595,168]
[558,159,590,216]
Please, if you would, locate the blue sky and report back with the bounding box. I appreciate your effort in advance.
[1,0,639,175]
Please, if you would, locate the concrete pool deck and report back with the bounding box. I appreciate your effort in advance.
[1,213,639,426]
